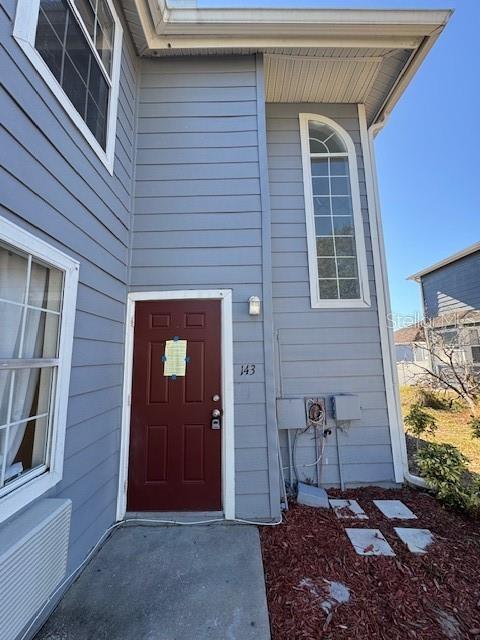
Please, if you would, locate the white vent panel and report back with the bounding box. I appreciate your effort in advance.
[0,498,71,640]
[265,53,383,103]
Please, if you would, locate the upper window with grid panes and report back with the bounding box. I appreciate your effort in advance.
[13,0,122,172]
[299,114,370,308]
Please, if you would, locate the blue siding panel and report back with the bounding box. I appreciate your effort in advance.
[0,0,137,588]
[267,103,395,487]
[131,55,275,519]
[421,251,480,318]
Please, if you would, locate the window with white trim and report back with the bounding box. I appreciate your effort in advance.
[13,0,122,172]
[0,219,78,523]
[299,114,370,308]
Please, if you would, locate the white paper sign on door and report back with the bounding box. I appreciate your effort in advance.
[163,339,187,377]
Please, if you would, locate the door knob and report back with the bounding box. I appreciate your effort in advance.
[212,409,221,418]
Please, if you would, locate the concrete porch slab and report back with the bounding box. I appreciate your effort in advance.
[35,524,270,640]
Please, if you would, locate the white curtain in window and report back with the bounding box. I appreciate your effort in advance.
[0,249,25,478]
[0,255,47,479]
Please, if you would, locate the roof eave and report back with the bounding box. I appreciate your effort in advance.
[408,241,480,282]
[369,22,446,129]
[156,4,451,31]
[138,3,452,52]
[128,1,452,127]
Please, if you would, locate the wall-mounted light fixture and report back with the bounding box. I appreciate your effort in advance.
[248,296,261,316]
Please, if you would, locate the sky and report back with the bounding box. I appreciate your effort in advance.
[199,0,480,321]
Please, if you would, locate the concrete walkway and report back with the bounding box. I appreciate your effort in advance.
[36,524,271,640]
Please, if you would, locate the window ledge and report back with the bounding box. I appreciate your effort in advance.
[310,298,371,310]
[0,468,61,524]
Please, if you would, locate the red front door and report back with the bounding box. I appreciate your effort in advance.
[127,299,222,511]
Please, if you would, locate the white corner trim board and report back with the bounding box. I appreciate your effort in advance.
[357,104,407,484]
[299,112,371,310]
[0,217,79,524]
[116,290,235,521]
[13,0,123,174]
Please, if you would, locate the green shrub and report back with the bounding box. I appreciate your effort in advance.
[464,487,480,518]
[415,387,450,410]
[469,415,480,439]
[415,442,472,512]
[404,403,438,439]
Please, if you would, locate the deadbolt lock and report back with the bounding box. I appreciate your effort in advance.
[211,408,221,430]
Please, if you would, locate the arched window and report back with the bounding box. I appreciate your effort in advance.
[299,114,370,308]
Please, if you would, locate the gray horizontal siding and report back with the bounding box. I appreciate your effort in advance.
[421,251,480,318]
[139,100,258,118]
[131,55,272,519]
[0,0,138,585]
[132,229,261,248]
[267,103,395,487]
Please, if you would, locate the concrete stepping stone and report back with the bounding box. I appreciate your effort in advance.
[394,528,434,554]
[329,499,368,520]
[345,528,395,556]
[373,499,417,520]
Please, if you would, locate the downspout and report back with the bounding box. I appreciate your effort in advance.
[367,117,408,480]
[363,21,448,488]
[361,107,426,488]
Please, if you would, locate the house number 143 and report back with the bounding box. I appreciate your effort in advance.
[240,364,256,376]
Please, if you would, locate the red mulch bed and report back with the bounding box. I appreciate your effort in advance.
[260,487,480,640]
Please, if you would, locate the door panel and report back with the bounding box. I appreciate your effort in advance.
[127,299,222,511]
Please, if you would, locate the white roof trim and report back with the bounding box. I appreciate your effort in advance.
[140,2,451,45]
[129,1,451,125]
[156,4,451,30]
[408,241,480,281]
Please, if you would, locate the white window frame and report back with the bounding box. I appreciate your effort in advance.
[0,217,79,524]
[13,0,123,174]
[299,113,370,309]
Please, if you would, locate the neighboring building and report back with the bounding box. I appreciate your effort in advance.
[0,2,450,638]
[394,324,427,363]
[409,243,480,369]
[393,324,430,386]
[409,242,480,320]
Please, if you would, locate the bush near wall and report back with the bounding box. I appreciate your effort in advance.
[401,388,480,518]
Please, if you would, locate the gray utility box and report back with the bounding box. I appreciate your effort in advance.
[332,394,361,421]
[297,482,330,509]
[276,398,306,430]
